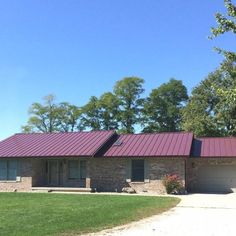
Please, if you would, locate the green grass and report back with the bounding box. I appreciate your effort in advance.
[0,193,180,236]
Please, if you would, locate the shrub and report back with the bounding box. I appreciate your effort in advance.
[162,174,183,194]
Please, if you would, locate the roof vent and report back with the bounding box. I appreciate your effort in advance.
[114,140,123,146]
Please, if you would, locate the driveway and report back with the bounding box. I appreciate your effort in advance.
[86,193,236,236]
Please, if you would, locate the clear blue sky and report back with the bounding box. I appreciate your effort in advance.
[0,0,235,140]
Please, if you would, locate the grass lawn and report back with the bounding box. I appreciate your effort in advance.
[0,193,180,236]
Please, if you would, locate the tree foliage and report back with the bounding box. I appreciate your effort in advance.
[80,93,120,131]
[210,0,236,62]
[98,92,120,130]
[57,102,82,132]
[81,96,101,131]
[22,95,81,133]
[182,0,236,137]
[182,62,236,136]
[113,77,144,133]
[210,0,236,37]
[142,79,188,132]
[181,72,221,137]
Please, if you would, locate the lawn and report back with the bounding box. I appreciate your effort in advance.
[0,193,180,236]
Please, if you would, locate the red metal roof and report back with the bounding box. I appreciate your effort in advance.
[104,132,193,157]
[0,131,115,158]
[192,137,236,158]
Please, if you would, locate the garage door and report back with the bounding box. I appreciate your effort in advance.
[194,165,236,193]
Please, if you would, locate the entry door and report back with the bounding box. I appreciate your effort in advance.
[48,160,63,186]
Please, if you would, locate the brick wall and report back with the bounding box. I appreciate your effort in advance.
[89,158,127,192]
[90,158,186,194]
[0,159,33,192]
[0,157,186,193]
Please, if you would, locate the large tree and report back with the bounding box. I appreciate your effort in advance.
[142,79,188,133]
[81,93,120,131]
[57,102,82,132]
[80,96,101,130]
[113,77,144,133]
[182,64,236,136]
[182,0,236,137]
[181,72,221,137]
[98,92,120,130]
[22,95,59,133]
[22,95,82,133]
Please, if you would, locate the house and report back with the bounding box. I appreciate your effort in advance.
[0,130,236,193]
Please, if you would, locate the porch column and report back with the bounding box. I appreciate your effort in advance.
[85,160,91,188]
[86,177,91,188]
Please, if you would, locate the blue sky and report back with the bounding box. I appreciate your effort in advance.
[0,0,235,140]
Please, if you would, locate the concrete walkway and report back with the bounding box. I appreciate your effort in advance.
[85,193,236,236]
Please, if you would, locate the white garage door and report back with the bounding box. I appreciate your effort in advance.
[194,165,236,193]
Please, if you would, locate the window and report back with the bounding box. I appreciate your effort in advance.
[131,160,144,182]
[68,160,79,179]
[0,160,17,181]
[68,160,87,180]
[80,160,87,179]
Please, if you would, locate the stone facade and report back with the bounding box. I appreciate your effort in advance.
[186,158,236,192]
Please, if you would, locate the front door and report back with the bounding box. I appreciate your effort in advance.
[47,160,63,186]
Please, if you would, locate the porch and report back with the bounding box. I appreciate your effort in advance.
[32,158,91,190]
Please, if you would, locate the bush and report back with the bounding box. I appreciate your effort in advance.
[162,174,183,194]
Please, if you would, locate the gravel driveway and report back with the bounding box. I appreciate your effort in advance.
[86,193,236,236]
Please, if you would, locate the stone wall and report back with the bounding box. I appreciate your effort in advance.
[186,158,236,192]
[90,158,186,194]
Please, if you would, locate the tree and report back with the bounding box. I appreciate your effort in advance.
[81,96,101,130]
[98,92,120,130]
[215,87,236,135]
[182,64,236,136]
[22,95,60,133]
[113,77,144,133]
[214,62,236,135]
[209,0,236,63]
[142,79,188,133]
[183,0,236,136]
[57,102,82,132]
[22,95,83,133]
